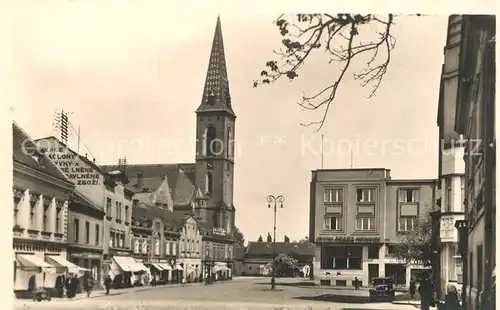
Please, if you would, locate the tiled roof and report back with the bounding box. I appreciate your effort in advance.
[234,246,246,260]
[246,241,315,257]
[132,204,185,230]
[100,163,197,207]
[13,123,73,184]
[71,191,104,213]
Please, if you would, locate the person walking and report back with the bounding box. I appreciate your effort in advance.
[83,272,94,298]
[104,275,112,295]
[354,277,360,290]
[151,273,157,287]
[418,271,435,310]
[409,278,417,299]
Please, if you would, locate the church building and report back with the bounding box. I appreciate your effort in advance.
[101,16,236,236]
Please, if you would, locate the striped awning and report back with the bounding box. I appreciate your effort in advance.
[17,254,55,272]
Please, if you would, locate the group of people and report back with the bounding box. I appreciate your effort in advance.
[408,271,461,310]
[54,272,96,299]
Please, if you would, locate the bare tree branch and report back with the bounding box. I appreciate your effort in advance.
[254,14,397,131]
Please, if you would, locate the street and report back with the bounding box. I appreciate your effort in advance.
[14,278,418,310]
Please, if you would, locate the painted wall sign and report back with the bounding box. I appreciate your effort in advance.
[316,236,381,244]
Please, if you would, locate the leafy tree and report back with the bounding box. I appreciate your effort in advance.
[391,212,434,268]
[284,235,290,243]
[274,253,298,275]
[254,14,403,131]
[258,235,263,242]
[232,226,245,246]
[267,233,272,243]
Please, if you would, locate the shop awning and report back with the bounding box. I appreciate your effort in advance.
[149,263,164,271]
[113,256,148,273]
[45,255,82,274]
[158,263,172,270]
[17,254,55,272]
[175,264,183,270]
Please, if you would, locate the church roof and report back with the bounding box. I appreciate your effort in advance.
[100,163,197,206]
[196,16,236,118]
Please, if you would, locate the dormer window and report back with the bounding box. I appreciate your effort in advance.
[207,91,215,105]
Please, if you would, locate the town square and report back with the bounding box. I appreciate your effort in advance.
[4,3,496,310]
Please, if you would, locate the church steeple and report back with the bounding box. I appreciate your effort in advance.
[196,16,236,118]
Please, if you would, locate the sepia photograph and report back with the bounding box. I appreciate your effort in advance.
[4,2,496,310]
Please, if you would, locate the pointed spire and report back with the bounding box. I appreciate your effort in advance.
[196,16,236,117]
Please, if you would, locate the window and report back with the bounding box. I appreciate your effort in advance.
[42,205,49,231]
[460,176,465,212]
[106,198,112,216]
[13,195,20,226]
[29,199,36,229]
[95,224,100,246]
[154,234,160,256]
[206,172,213,194]
[445,178,452,212]
[356,217,374,231]
[324,189,343,203]
[399,217,416,231]
[56,207,61,233]
[356,188,375,202]
[165,240,171,255]
[227,127,232,158]
[125,206,129,222]
[205,125,217,156]
[115,202,120,220]
[172,242,177,255]
[74,219,80,242]
[110,232,115,248]
[85,221,90,244]
[323,216,341,230]
[321,246,362,270]
[399,188,420,203]
[368,245,380,259]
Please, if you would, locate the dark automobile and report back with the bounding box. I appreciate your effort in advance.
[369,277,395,301]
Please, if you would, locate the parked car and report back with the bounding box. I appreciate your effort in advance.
[369,277,395,301]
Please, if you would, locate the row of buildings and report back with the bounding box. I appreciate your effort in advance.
[436,15,495,310]
[307,15,496,310]
[12,16,239,298]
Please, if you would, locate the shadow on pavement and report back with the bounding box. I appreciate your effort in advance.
[294,294,388,304]
[256,282,316,287]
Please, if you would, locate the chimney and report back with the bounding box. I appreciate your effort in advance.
[137,173,143,188]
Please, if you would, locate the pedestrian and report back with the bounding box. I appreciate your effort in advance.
[409,278,416,299]
[182,277,186,286]
[83,272,94,298]
[151,273,157,287]
[354,277,360,290]
[445,284,461,310]
[104,275,112,295]
[64,276,71,298]
[418,271,435,310]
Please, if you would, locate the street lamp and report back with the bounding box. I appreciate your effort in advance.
[267,194,284,290]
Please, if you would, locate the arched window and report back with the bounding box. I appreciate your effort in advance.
[205,172,213,194]
[205,125,217,156]
[227,127,232,158]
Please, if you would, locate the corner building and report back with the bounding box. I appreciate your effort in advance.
[309,168,436,287]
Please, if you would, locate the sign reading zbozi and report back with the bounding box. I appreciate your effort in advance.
[316,236,381,244]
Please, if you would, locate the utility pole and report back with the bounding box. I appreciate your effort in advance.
[267,195,284,291]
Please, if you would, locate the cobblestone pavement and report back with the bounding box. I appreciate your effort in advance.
[14,278,417,310]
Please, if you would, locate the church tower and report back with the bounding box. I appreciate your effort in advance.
[194,16,236,234]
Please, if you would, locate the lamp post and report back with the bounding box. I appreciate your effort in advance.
[267,194,284,290]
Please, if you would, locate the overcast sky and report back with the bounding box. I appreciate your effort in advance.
[7,2,450,242]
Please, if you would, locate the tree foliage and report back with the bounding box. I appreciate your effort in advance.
[267,233,273,242]
[274,253,298,275]
[254,14,397,131]
[391,213,434,267]
[284,235,290,243]
[258,235,263,242]
[296,237,310,243]
[232,226,245,246]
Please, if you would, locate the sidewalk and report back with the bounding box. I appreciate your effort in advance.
[13,281,208,308]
